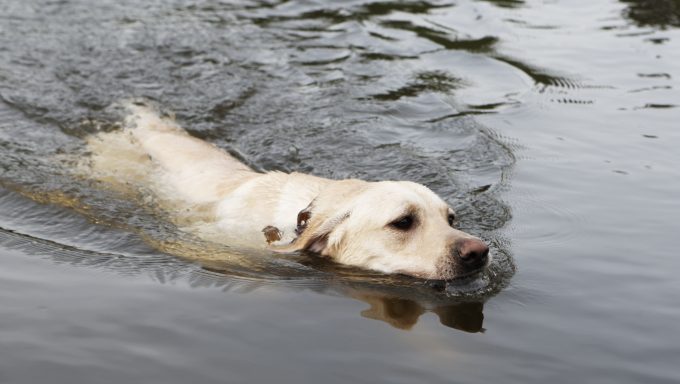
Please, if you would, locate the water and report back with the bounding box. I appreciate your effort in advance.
[0,0,678,382]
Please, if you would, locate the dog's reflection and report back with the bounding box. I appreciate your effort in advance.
[350,291,484,332]
[198,263,486,332]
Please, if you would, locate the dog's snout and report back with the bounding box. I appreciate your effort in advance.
[455,238,489,270]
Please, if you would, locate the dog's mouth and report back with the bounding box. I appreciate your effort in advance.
[449,266,487,280]
[426,269,486,292]
[433,257,489,281]
[397,265,487,290]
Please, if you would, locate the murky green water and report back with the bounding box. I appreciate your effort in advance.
[1,0,678,382]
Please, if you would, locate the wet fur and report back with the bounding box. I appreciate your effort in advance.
[83,103,486,279]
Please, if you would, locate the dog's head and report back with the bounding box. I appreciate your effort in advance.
[274,180,489,280]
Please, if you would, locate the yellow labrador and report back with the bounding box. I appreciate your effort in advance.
[85,103,489,280]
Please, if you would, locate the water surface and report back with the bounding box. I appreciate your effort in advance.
[0,0,679,383]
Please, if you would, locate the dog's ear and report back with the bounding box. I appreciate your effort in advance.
[270,203,350,254]
[297,209,351,254]
[270,179,366,255]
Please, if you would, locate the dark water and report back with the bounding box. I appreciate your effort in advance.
[0,0,678,382]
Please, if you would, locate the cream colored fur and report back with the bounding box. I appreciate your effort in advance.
[83,103,486,279]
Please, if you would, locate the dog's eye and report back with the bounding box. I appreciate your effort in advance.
[447,213,456,227]
[391,215,414,231]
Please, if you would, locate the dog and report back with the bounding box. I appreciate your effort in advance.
[84,103,489,280]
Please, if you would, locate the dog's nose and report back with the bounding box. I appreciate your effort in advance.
[455,238,489,270]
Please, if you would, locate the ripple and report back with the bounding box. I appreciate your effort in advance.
[380,19,498,52]
[637,72,672,79]
[250,1,453,27]
[633,103,678,109]
[370,70,465,100]
[509,188,586,248]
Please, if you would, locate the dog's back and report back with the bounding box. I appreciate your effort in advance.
[82,103,325,246]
